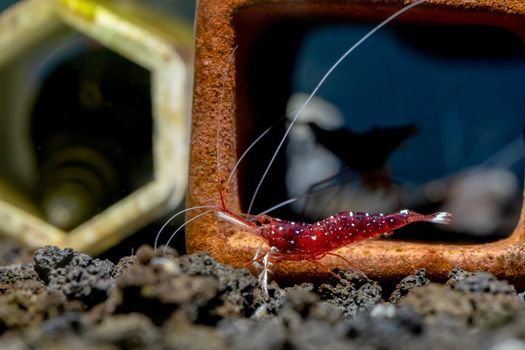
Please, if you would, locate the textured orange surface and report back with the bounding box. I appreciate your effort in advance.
[188,0,525,286]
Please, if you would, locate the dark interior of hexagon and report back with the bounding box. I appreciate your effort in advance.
[233,12,525,243]
[0,30,153,231]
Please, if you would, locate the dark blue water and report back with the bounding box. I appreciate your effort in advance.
[292,25,525,186]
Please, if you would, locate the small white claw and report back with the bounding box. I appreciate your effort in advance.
[258,267,268,296]
[251,241,265,272]
[258,250,273,296]
[258,271,268,296]
[251,245,276,296]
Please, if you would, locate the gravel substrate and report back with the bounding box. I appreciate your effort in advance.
[1,240,525,350]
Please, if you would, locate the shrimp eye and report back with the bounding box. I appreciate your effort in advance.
[258,215,272,225]
[251,215,272,226]
[248,217,264,226]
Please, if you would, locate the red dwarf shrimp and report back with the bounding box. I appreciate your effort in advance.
[160,0,452,295]
[218,209,450,294]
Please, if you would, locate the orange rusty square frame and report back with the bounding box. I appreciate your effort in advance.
[187,0,525,286]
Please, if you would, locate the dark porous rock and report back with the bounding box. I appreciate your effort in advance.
[517,291,525,303]
[218,317,286,350]
[41,311,83,335]
[280,284,319,318]
[254,283,317,320]
[109,246,220,325]
[220,298,349,350]
[308,301,346,324]
[399,282,524,329]
[0,279,71,334]
[85,313,161,349]
[177,252,259,319]
[250,280,287,318]
[389,268,430,303]
[288,318,351,350]
[33,246,115,307]
[446,268,516,295]
[164,320,227,350]
[345,307,426,350]
[318,269,383,318]
[33,246,76,283]
[0,263,38,285]
[6,244,525,350]
[112,255,136,278]
[178,252,257,292]
[40,338,119,350]
[398,283,476,327]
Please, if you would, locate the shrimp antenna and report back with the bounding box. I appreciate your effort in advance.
[225,113,290,186]
[247,0,427,214]
[257,198,299,216]
[155,47,239,253]
[154,205,217,251]
[256,173,352,216]
[163,209,215,254]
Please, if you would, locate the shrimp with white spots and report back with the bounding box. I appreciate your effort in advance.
[218,209,451,293]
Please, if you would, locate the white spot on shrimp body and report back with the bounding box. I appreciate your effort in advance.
[400,209,409,216]
[311,236,317,240]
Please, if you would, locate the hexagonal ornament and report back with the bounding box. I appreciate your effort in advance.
[0,0,191,254]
